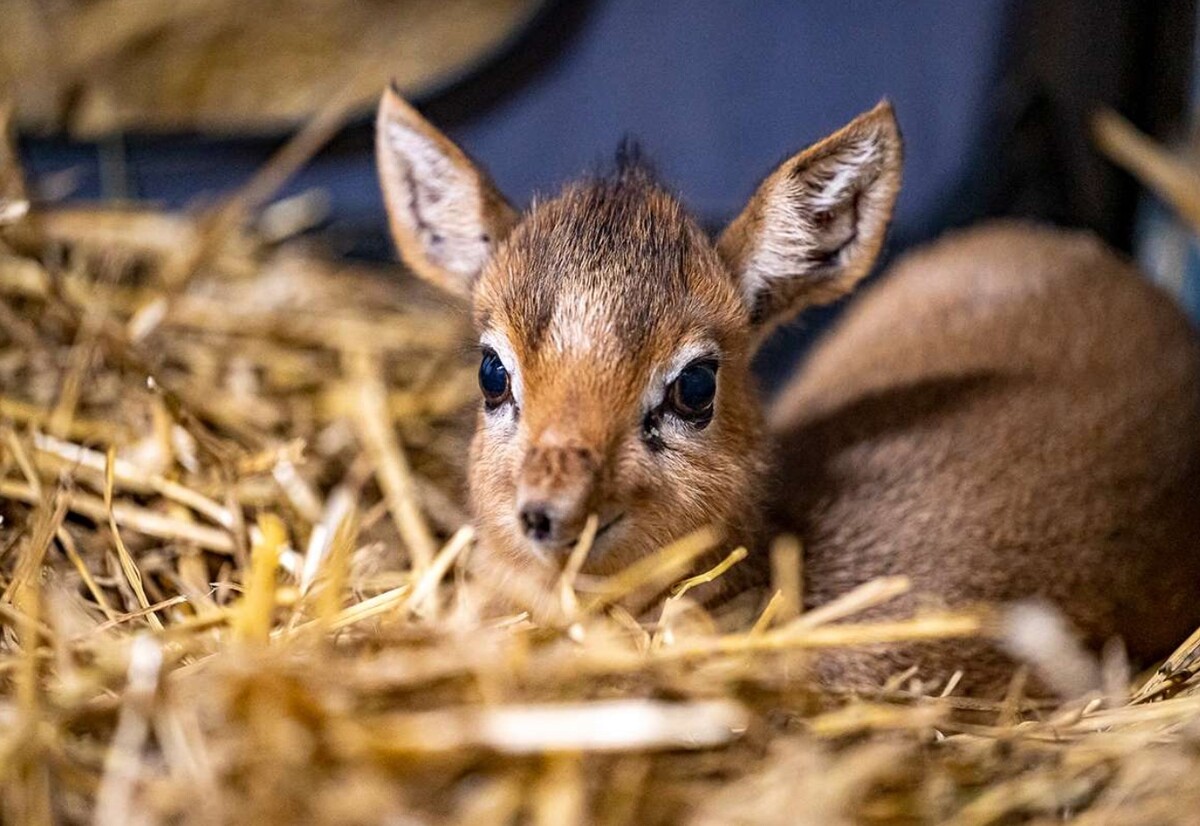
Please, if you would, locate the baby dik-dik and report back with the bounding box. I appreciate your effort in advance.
[375,87,1200,696]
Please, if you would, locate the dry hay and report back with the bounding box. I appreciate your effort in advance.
[1,107,1200,826]
[0,0,542,137]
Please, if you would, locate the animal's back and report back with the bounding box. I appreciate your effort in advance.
[770,222,1200,694]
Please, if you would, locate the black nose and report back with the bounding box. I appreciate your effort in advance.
[520,504,555,542]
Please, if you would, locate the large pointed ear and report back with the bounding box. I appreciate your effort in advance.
[718,101,902,335]
[376,86,519,298]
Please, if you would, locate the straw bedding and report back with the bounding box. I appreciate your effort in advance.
[3,108,1200,826]
[0,0,542,136]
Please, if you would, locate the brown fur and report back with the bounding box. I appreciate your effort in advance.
[770,222,1200,694]
[469,166,770,581]
[376,87,1200,697]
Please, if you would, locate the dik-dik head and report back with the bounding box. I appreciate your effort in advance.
[376,88,902,577]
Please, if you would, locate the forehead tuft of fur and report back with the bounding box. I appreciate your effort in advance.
[613,137,652,179]
[478,161,743,358]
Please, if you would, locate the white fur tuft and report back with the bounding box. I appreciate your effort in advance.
[1000,600,1102,699]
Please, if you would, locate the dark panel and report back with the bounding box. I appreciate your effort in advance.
[979,0,1196,249]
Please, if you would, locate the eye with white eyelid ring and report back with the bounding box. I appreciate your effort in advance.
[643,358,718,449]
[478,348,511,408]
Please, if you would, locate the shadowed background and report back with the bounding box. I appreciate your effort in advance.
[11,0,1198,384]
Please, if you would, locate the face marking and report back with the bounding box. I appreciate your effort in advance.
[487,168,701,360]
[643,339,722,411]
[546,287,620,358]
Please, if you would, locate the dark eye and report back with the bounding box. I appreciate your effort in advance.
[479,349,510,407]
[667,359,717,424]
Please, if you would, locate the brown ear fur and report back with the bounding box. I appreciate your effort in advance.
[375,86,518,298]
[718,100,903,341]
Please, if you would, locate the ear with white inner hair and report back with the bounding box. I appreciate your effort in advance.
[718,100,903,338]
[376,85,518,298]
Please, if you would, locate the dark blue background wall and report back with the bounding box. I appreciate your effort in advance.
[26,1,1192,382]
[21,1,1012,244]
[445,0,1011,236]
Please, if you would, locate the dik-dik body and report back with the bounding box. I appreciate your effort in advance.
[375,87,1200,695]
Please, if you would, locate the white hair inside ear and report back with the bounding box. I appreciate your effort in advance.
[376,87,517,297]
[380,118,491,278]
[717,101,903,337]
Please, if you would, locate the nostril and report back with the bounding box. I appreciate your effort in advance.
[520,505,554,542]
